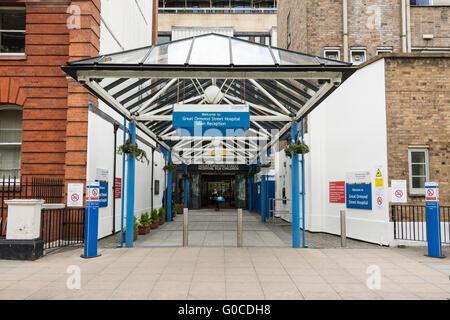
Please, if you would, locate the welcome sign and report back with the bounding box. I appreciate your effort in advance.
[345,171,372,210]
[172,104,250,135]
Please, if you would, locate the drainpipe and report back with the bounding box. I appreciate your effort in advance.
[112,122,119,235]
[406,0,411,53]
[343,0,349,62]
[118,118,127,248]
[151,148,154,211]
[401,0,407,52]
[167,152,173,221]
[152,0,158,45]
[183,164,188,207]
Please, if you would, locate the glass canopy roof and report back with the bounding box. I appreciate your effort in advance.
[68,33,350,67]
[62,33,355,164]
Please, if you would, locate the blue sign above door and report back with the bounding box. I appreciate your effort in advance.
[172,104,250,136]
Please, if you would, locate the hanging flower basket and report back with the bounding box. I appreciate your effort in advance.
[163,163,178,172]
[117,139,149,164]
[182,173,190,180]
[284,140,310,158]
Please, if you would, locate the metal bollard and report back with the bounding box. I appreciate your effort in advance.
[183,208,188,247]
[237,208,243,248]
[340,210,347,248]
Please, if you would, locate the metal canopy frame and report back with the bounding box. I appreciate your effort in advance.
[62,33,355,165]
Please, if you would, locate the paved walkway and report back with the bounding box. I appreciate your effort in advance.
[100,209,379,249]
[102,209,290,248]
[0,246,449,300]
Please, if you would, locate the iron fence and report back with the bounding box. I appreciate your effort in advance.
[391,204,450,244]
[40,207,85,250]
[1,176,64,237]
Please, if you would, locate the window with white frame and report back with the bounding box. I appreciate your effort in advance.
[0,7,26,54]
[0,107,22,178]
[324,49,340,61]
[350,49,366,65]
[376,48,393,55]
[408,148,429,195]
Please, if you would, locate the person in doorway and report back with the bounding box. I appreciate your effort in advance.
[211,188,220,211]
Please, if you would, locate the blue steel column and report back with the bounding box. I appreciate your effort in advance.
[163,155,167,219]
[301,119,307,247]
[249,164,253,212]
[260,160,266,222]
[167,153,173,221]
[291,122,300,248]
[183,164,188,207]
[125,121,136,248]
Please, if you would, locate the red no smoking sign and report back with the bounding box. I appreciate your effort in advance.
[71,194,79,202]
[395,189,403,198]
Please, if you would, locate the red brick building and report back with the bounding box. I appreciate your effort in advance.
[0,0,101,189]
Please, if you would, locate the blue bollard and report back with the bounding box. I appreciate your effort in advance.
[82,182,101,258]
[425,182,444,258]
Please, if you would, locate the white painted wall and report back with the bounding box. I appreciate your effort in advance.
[85,0,165,239]
[274,59,393,245]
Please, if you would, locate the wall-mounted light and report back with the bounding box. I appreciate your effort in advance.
[423,34,434,40]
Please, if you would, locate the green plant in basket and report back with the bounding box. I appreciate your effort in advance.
[140,212,151,227]
[117,138,149,164]
[151,210,159,223]
[158,207,165,219]
[163,163,178,171]
[284,139,310,158]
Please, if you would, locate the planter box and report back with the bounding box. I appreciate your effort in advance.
[177,204,185,214]
[150,222,158,229]
[138,225,150,235]
[159,218,164,225]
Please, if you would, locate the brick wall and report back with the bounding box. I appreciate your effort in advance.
[410,6,450,51]
[277,1,449,60]
[347,0,402,58]
[0,3,70,179]
[0,0,100,197]
[384,55,450,205]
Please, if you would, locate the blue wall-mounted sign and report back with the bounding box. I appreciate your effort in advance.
[97,180,108,208]
[346,183,372,210]
[173,104,250,136]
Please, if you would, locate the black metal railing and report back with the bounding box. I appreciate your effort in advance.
[391,204,450,244]
[1,176,64,237]
[40,207,85,250]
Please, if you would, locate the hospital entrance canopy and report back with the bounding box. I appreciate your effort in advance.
[62,33,355,165]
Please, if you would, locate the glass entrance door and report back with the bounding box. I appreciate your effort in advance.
[201,174,236,208]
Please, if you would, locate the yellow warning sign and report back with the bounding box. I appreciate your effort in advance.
[375,178,384,188]
[376,169,382,177]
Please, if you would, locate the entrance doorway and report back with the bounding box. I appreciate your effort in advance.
[201,174,235,209]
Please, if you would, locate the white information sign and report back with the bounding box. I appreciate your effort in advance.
[67,183,83,207]
[95,168,109,181]
[391,180,407,203]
